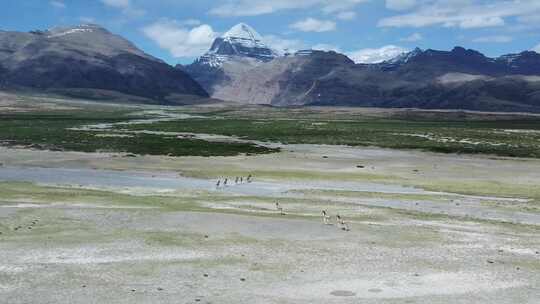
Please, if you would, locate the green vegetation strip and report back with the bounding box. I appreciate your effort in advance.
[0,113,277,156]
[2,104,540,158]
[124,116,540,158]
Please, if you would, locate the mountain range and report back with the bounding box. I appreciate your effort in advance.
[0,24,208,103]
[1,23,540,112]
[184,23,540,112]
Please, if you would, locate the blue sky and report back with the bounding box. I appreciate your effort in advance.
[2,0,540,64]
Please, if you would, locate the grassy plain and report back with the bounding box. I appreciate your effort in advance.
[2,92,540,158]
[126,108,540,158]
[0,112,276,156]
[2,93,540,303]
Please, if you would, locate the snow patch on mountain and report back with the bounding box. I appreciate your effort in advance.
[47,28,94,38]
[348,45,409,64]
[46,24,101,39]
[498,54,520,64]
[386,47,423,64]
[437,73,492,84]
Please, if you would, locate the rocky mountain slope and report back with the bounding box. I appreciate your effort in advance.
[308,47,540,111]
[184,23,540,112]
[0,24,208,103]
[181,23,282,100]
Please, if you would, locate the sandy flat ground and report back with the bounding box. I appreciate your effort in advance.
[1,144,540,303]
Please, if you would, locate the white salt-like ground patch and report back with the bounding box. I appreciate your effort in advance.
[0,283,16,292]
[411,221,486,232]
[501,129,540,134]
[94,133,134,138]
[177,132,247,143]
[199,202,239,211]
[70,110,206,132]
[1,199,57,208]
[92,129,250,144]
[199,200,319,217]
[499,246,539,256]
[66,108,269,146]
[66,203,157,210]
[6,243,207,265]
[266,272,524,300]
[0,203,44,208]
[1,202,158,210]
[439,229,494,245]
[0,265,26,273]
[392,133,518,147]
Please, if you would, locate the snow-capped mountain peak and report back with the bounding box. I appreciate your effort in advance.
[223,23,263,41]
[194,23,278,68]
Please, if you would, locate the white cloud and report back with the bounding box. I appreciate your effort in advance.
[181,19,202,26]
[311,43,341,52]
[79,16,96,24]
[262,36,341,54]
[321,0,367,14]
[386,0,417,11]
[209,0,367,17]
[263,35,306,54]
[400,32,423,42]
[450,16,505,29]
[533,44,540,53]
[100,0,145,17]
[472,35,513,43]
[142,19,217,58]
[290,18,336,32]
[101,0,130,9]
[336,11,357,20]
[378,0,540,29]
[210,0,311,16]
[347,45,408,64]
[517,14,540,26]
[50,0,65,9]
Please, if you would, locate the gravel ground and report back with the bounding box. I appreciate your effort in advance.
[1,144,539,303]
